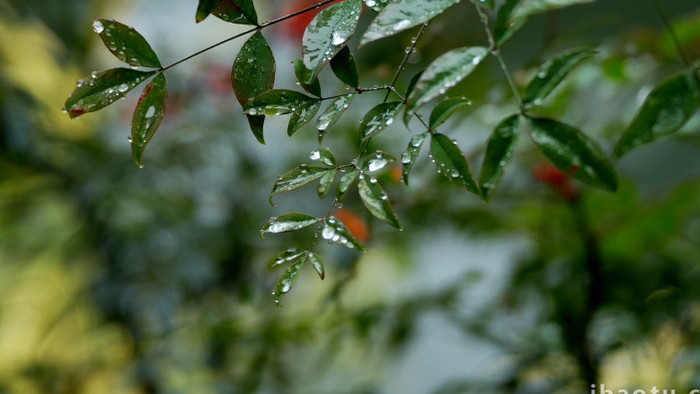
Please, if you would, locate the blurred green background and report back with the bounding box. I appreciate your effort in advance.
[1,0,700,392]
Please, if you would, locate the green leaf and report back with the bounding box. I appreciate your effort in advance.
[523,47,597,106]
[92,19,161,68]
[302,0,362,83]
[403,69,425,126]
[429,97,473,128]
[360,0,460,47]
[362,151,396,173]
[321,217,366,251]
[471,0,494,8]
[270,165,333,205]
[364,0,389,12]
[65,68,155,118]
[406,47,489,115]
[273,259,305,306]
[358,175,402,229]
[337,169,360,202]
[528,117,618,191]
[494,0,522,46]
[269,248,307,269]
[316,93,355,142]
[401,132,428,186]
[261,213,319,238]
[309,148,336,166]
[359,101,403,146]
[294,60,322,97]
[479,114,519,200]
[196,0,218,22]
[308,252,325,280]
[330,46,359,87]
[233,31,276,144]
[614,72,699,158]
[131,73,167,168]
[318,169,337,199]
[213,0,258,25]
[288,100,322,136]
[243,89,316,116]
[430,133,480,194]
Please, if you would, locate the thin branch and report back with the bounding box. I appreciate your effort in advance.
[651,0,695,71]
[384,21,431,102]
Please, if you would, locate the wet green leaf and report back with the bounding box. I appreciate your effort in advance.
[429,97,473,128]
[273,259,305,306]
[360,0,460,47]
[406,47,489,115]
[270,165,333,205]
[494,0,522,46]
[288,100,322,136]
[92,19,161,68]
[269,248,307,269]
[308,252,325,280]
[294,59,322,97]
[364,0,389,12]
[358,175,402,229]
[337,169,360,202]
[213,0,258,25]
[261,213,319,238]
[479,114,520,200]
[246,115,266,145]
[309,148,336,166]
[303,0,362,83]
[430,133,479,194]
[131,73,167,168]
[243,89,316,116]
[321,217,366,251]
[523,47,597,106]
[316,93,355,142]
[196,0,218,22]
[65,68,155,118]
[362,151,396,173]
[403,69,425,126]
[330,46,359,87]
[528,117,618,191]
[318,169,337,198]
[614,72,699,158]
[401,132,428,186]
[359,101,403,146]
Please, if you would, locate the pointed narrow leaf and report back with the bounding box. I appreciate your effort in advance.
[261,213,319,238]
[406,47,489,114]
[318,169,337,198]
[321,217,366,251]
[309,148,336,166]
[303,0,362,83]
[430,133,480,194]
[308,252,325,280]
[92,19,161,68]
[528,117,618,191]
[288,100,322,136]
[358,176,402,229]
[337,169,360,202]
[614,73,699,158]
[362,151,396,173]
[273,259,305,306]
[496,0,596,45]
[429,97,473,128]
[479,114,520,200]
[246,115,266,145]
[131,73,167,168]
[401,132,428,186]
[244,90,315,116]
[523,47,597,106]
[294,60,322,97]
[359,101,403,144]
[270,165,332,204]
[495,0,524,45]
[65,68,155,118]
[330,46,359,87]
[364,0,388,12]
[196,0,218,22]
[213,0,258,25]
[269,248,307,269]
[316,93,354,140]
[403,70,425,126]
[360,0,460,46]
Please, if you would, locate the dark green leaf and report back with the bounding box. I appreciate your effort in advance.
[288,100,322,136]
[360,0,460,46]
[213,0,258,25]
[523,47,597,106]
[316,93,355,142]
[273,259,305,306]
[269,248,307,269]
[131,73,167,168]
[309,148,336,166]
[359,101,403,145]
[358,175,402,229]
[364,0,389,12]
[196,0,218,22]
[479,114,519,200]
[362,151,396,173]
[318,169,337,198]
[614,72,699,158]
[308,252,325,280]
[294,60,322,97]
[302,0,362,83]
[403,69,425,126]
[471,0,494,8]
[330,46,359,87]
[65,68,155,118]
[495,0,523,45]
[496,0,596,45]
[528,117,618,191]
[270,165,332,205]
[261,213,319,238]
[337,169,360,202]
[92,19,161,68]
[246,115,266,145]
[243,89,315,116]
[430,133,480,194]
[406,47,489,115]
[429,97,473,128]
[321,217,366,251]
[401,132,428,186]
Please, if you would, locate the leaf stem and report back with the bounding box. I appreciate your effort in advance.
[651,0,695,71]
[321,86,391,101]
[160,0,342,72]
[383,21,430,102]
